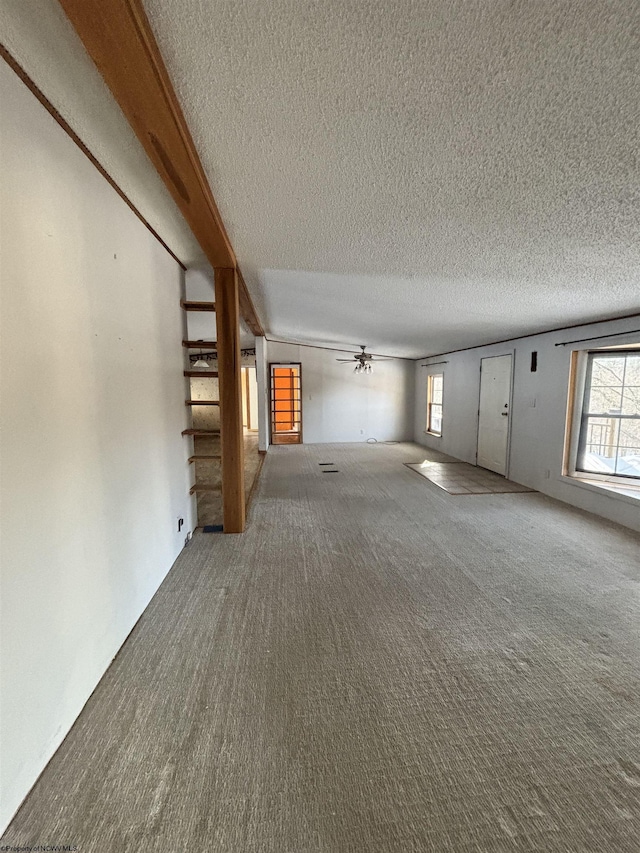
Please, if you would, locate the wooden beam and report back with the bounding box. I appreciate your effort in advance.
[57,0,235,268]
[237,268,265,337]
[215,268,246,533]
[58,0,266,338]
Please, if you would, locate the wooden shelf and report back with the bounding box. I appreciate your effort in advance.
[180,300,215,312]
[184,370,219,378]
[190,484,222,494]
[182,428,221,436]
[185,400,220,406]
[182,340,217,348]
[188,455,221,463]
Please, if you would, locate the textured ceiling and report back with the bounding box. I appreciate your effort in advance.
[143,0,640,355]
[3,1,640,356]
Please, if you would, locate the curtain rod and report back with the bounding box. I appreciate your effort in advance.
[413,311,640,360]
[420,360,449,366]
[555,329,640,347]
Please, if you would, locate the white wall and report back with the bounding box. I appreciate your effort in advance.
[255,336,269,451]
[247,367,259,431]
[267,341,414,444]
[0,61,193,831]
[414,316,640,532]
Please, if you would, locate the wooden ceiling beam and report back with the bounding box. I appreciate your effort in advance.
[237,268,265,337]
[58,0,243,278]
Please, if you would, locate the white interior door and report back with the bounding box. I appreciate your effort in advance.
[477,354,513,475]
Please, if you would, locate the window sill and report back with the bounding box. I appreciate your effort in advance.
[560,475,640,507]
[424,431,442,438]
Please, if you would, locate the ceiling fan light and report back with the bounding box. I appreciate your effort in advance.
[339,346,376,373]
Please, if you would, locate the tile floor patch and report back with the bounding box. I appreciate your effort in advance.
[404,461,534,495]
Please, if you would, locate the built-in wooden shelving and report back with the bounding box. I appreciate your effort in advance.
[180,287,227,525]
[180,300,216,312]
[189,484,222,495]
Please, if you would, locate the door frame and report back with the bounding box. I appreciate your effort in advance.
[475,351,515,477]
[269,362,303,445]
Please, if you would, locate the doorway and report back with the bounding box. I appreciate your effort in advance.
[241,367,259,432]
[270,363,302,445]
[477,354,513,475]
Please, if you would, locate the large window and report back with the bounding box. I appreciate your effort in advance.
[426,373,443,436]
[576,351,640,480]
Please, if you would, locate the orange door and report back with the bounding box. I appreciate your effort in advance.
[270,364,302,444]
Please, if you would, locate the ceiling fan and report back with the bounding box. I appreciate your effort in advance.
[336,345,392,373]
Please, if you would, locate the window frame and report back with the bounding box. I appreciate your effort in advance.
[426,372,444,437]
[570,349,640,484]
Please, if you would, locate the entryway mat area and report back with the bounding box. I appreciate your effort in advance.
[405,461,534,495]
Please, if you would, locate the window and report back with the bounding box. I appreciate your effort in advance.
[576,351,640,480]
[426,373,443,436]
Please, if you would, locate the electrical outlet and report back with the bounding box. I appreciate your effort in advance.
[184,531,192,547]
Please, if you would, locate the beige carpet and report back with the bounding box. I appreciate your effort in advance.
[405,460,534,494]
[3,442,640,852]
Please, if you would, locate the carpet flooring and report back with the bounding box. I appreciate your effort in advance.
[3,442,640,852]
[404,461,534,494]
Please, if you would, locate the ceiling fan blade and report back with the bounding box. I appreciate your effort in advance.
[336,359,355,362]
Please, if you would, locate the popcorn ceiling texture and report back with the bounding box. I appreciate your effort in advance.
[2,1,639,354]
[143,0,640,355]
